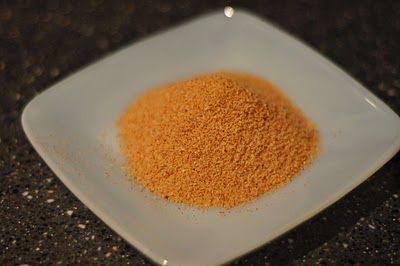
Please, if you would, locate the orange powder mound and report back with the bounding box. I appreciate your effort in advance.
[118,72,318,208]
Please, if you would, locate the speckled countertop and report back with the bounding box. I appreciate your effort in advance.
[1,1,399,265]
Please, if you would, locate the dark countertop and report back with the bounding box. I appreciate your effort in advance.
[1,1,399,265]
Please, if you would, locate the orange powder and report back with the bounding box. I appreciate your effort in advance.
[118,72,318,208]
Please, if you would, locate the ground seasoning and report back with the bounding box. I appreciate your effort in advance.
[118,72,318,208]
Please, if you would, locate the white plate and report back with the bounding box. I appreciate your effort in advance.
[22,9,400,266]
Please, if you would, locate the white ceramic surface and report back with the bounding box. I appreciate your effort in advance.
[22,9,400,266]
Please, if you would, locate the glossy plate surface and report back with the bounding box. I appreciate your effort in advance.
[22,9,400,266]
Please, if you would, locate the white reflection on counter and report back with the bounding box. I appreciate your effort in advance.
[224,6,234,18]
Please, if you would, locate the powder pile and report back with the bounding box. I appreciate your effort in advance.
[118,72,318,208]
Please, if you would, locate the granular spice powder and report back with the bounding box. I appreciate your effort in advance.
[118,72,318,208]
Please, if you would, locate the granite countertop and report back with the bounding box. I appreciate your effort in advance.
[1,1,399,265]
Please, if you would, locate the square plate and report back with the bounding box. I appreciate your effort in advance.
[22,9,400,266]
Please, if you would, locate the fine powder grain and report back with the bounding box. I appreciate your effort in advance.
[118,72,318,208]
